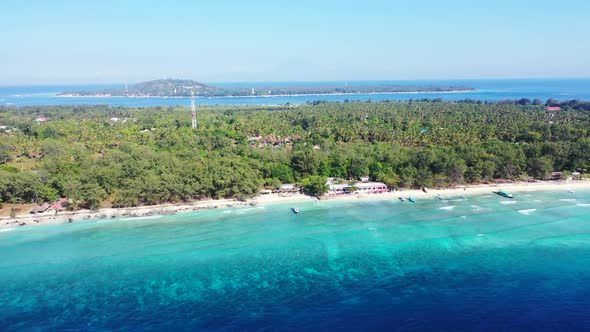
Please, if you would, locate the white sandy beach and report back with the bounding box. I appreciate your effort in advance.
[1,180,589,230]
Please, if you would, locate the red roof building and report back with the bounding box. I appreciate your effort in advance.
[49,198,69,210]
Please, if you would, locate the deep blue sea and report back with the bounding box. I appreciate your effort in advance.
[1,78,590,107]
[1,191,590,331]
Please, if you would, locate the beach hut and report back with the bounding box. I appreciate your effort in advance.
[275,184,299,194]
[49,198,69,210]
[30,203,50,214]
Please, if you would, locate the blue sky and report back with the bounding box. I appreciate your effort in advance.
[1,0,589,84]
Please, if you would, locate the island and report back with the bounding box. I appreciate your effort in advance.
[58,79,475,97]
[1,98,589,228]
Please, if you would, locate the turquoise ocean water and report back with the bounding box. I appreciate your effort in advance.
[1,190,590,330]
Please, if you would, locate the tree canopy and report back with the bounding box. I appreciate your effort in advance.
[0,99,588,208]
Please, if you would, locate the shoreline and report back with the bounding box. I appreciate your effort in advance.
[1,180,589,230]
[55,89,477,99]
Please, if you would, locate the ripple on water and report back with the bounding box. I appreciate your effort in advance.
[471,205,490,213]
[518,209,536,215]
[117,216,164,221]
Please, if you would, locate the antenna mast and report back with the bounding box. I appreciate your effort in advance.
[191,92,197,129]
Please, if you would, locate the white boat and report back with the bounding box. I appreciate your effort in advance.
[292,207,300,214]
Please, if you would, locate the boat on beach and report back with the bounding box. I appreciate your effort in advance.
[494,190,513,199]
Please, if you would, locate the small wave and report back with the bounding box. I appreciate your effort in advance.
[471,205,490,213]
[238,207,265,212]
[0,228,15,232]
[477,233,485,236]
[560,199,577,203]
[500,201,517,205]
[440,205,456,211]
[576,204,590,207]
[119,215,164,221]
[518,209,536,215]
[219,207,257,214]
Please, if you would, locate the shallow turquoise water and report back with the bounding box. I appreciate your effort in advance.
[1,191,590,330]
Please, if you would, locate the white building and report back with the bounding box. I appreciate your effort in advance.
[327,180,387,195]
[34,116,48,124]
[327,182,349,195]
[355,182,388,193]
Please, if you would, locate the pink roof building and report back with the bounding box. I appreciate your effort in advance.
[49,198,69,210]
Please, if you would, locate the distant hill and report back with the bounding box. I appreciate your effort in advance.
[60,79,224,97]
[131,79,213,96]
[59,79,474,97]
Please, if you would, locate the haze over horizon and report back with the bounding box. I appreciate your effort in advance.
[2,0,589,85]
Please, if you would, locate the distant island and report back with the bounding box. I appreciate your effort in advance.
[59,79,475,97]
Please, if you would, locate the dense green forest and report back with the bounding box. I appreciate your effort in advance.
[0,100,589,209]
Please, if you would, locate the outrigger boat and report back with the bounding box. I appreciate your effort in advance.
[408,197,416,203]
[494,189,513,199]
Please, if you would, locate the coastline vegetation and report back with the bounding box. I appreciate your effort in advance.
[59,79,474,97]
[0,99,589,210]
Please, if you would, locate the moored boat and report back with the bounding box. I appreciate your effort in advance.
[494,190,513,199]
[408,197,416,203]
[398,197,405,202]
[292,207,300,214]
